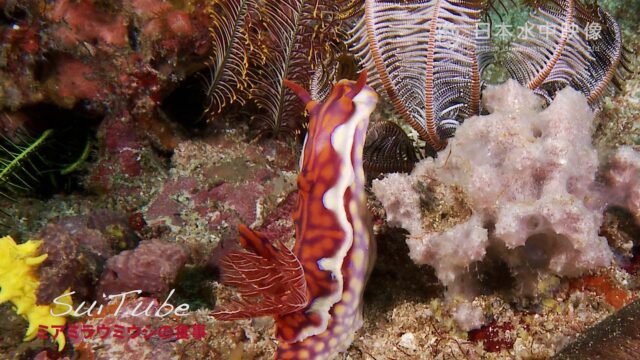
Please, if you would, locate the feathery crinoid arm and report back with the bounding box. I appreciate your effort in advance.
[250,0,361,139]
[206,0,258,115]
[503,0,592,99]
[503,0,628,109]
[309,2,364,102]
[363,119,419,173]
[250,0,308,139]
[310,61,337,103]
[349,0,486,151]
[577,7,631,108]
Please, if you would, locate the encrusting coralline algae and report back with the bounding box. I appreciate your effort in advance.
[373,81,640,327]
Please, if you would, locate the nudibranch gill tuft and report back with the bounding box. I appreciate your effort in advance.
[211,71,378,359]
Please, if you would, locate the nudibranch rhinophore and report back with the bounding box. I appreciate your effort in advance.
[211,71,378,360]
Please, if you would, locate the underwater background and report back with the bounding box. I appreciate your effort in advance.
[0,0,639,359]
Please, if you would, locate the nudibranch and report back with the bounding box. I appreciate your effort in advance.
[211,71,378,359]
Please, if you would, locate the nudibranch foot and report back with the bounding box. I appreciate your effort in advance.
[210,224,308,320]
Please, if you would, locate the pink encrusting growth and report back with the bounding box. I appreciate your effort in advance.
[211,72,378,359]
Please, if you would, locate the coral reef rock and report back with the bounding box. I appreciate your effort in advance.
[144,136,297,250]
[36,211,140,304]
[97,239,188,301]
[373,80,639,300]
[70,297,179,360]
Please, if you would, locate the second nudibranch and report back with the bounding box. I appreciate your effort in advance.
[211,71,378,360]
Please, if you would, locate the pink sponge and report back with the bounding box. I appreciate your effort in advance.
[373,80,638,300]
[605,146,640,224]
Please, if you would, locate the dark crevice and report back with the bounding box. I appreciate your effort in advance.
[159,69,212,131]
[33,52,56,83]
[173,265,218,310]
[3,103,102,198]
[0,4,28,25]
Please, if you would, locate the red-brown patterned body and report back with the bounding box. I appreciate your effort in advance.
[211,72,377,360]
[276,72,377,359]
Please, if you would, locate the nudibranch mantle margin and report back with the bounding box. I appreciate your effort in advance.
[212,71,378,360]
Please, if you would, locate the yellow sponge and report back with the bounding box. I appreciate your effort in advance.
[0,235,72,351]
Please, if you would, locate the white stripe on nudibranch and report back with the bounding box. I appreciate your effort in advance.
[297,86,378,341]
[299,132,309,170]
